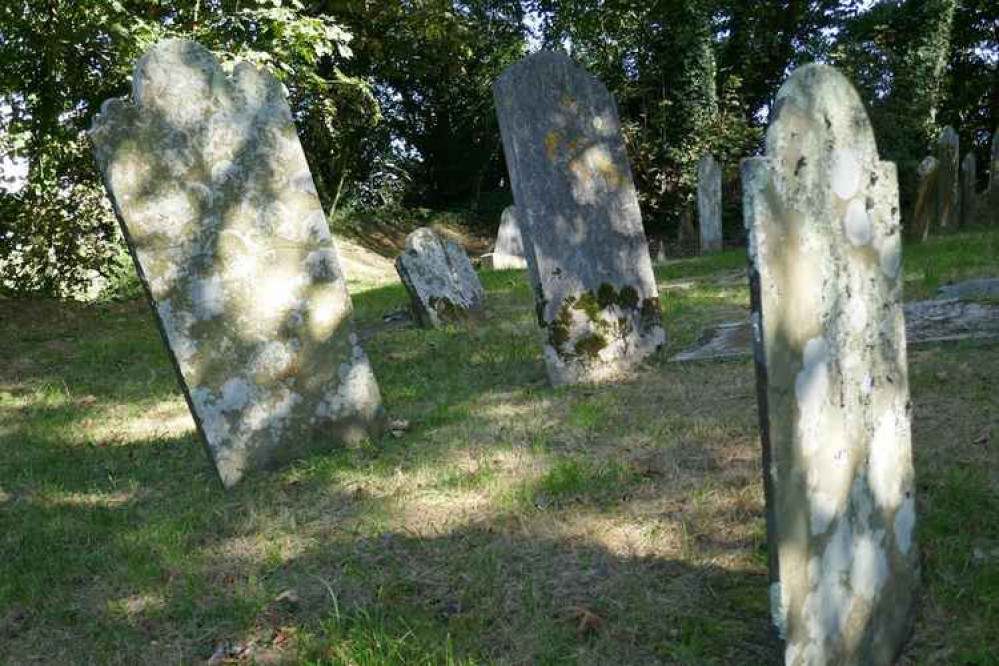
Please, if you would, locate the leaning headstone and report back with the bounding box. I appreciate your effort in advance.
[742,64,917,665]
[395,228,485,328]
[960,152,977,227]
[487,206,529,270]
[909,156,938,242]
[697,152,723,253]
[936,126,960,228]
[493,51,666,385]
[90,40,384,488]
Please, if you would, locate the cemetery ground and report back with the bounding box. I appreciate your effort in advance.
[1,228,997,665]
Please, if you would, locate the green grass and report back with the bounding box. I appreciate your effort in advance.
[0,229,996,664]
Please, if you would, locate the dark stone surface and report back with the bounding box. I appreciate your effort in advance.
[394,228,485,328]
[493,51,665,385]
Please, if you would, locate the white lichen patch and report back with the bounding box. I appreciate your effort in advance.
[843,198,873,246]
[868,406,908,511]
[831,148,861,200]
[250,340,298,380]
[795,337,830,456]
[191,275,225,320]
[850,531,888,600]
[771,581,790,639]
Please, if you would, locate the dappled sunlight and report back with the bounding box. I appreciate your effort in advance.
[35,488,139,509]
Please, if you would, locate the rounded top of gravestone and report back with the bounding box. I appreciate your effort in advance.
[918,155,938,176]
[132,39,225,126]
[961,152,976,169]
[938,125,958,147]
[767,64,878,163]
[405,227,442,254]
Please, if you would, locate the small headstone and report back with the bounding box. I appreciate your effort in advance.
[488,206,529,270]
[960,152,977,227]
[936,126,960,228]
[909,156,938,242]
[742,64,917,665]
[697,152,723,253]
[90,40,384,488]
[394,228,485,328]
[493,52,666,385]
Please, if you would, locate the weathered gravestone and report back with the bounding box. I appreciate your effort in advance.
[990,130,999,225]
[484,205,529,270]
[960,152,977,227]
[936,126,960,228]
[493,51,665,385]
[395,227,485,328]
[698,152,723,253]
[742,64,917,666]
[910,156,938,242]
[90,40,384,488]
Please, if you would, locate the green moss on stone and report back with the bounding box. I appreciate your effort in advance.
[574,333,608,358]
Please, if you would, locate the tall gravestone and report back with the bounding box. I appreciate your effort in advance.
[698,152,723,253]
[742,64,917,666]
[990,130,999,225]
[488,206,529,270]
[936,126,960,228]
[493,52,665,385]
[960,152,977,227]
[395,227,485,328]
[90,40,384,488]
[910,156,938,242]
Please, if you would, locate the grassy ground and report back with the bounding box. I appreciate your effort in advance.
[1,229,997,665]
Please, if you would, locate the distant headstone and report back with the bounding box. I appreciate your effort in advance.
[395,228,485,328]
[960,152,977,227]
[487,206,529,270]
[990,130,999,225]
[742,64,917,665]
[910,156,938,242]
[90,40,384,488]
[697,152,723,253]
[493,51,666,385]
[936,126,960,228]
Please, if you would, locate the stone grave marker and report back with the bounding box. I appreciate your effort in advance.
[90,40,384,488]
[697,152,723,253]
[484,205,529,270]
[493,51,665,385]
[395,227,485,327]
[742,64,917,665]
[990,130,999,225]
[960,152,977,227]
[910,156,938,242]
[936,126,959,228]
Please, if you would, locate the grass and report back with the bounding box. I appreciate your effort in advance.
[1,228,997,664]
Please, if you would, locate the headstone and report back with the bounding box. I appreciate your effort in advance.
[741,64,917,665]
[936,126,959,228]
[960,152,977,227]
[394,227,485,328]
[90,40,384,488]
[990,130,999,225]
[493,51,666,386]
[697,152,723,253]
[488,206,529,270]
[909,156,938,242]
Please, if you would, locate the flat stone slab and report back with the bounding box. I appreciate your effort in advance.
[494,52,665,385]
[394,227,485,327]
[90,40,383,488]
[937,277,999,301]
[674,297,999,362]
